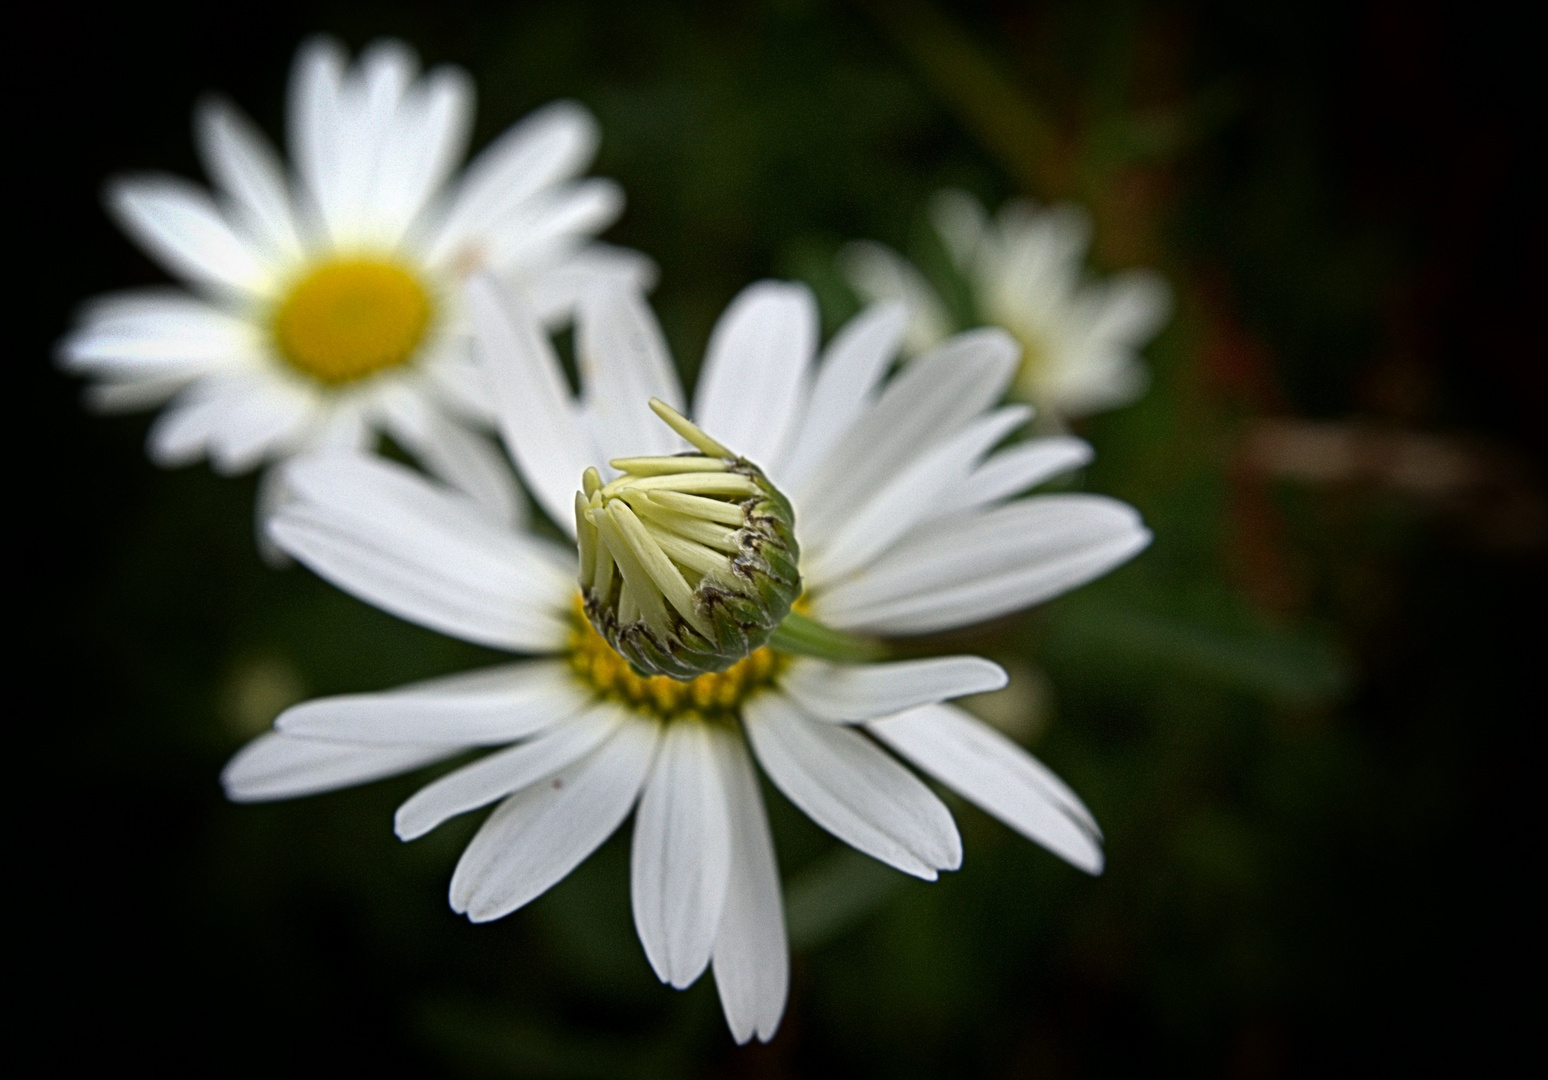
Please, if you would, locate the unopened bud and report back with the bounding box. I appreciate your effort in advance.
[574,399,800,679]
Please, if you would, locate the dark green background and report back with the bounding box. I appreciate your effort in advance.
[19,1,1539,1075]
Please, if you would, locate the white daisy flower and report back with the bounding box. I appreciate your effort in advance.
[57,36,651,523]
[841,189,1171,425]
[222,277,1151,1043]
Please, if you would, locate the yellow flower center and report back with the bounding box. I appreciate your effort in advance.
[566,597,784,721]
[273,259,432,384]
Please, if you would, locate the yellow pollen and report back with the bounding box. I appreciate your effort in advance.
[273,259,431,384]
[567,597,783,721]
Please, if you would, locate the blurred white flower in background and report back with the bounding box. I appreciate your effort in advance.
[841,189,1171,427]
[58,36,651,526]
[223,277,1151,1044]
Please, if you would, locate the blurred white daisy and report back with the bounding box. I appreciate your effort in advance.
[58,36,650,523]
[841,189,1171,425]
[223,278,1151,1043]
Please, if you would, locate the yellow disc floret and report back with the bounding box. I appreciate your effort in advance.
[567,596,784,721]
[274,259,432,384]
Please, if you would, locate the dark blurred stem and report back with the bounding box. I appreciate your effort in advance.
[851,0,1066,197]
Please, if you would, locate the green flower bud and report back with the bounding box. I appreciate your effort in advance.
[574,399,801,679]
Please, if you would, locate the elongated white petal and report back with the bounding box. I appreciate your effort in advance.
[450,716,659,923]
[372,64,473,242]
[483,179,624,274]
[395,703,622,840]
[288,36,348,241]
[147,376,311,472]
[929,436,1094,519]
[427,100,600,264]
[868,704,1104,873]
[779,301,907,494]
[805,406,1029,587]
[222,732,455,803]
[61,291,261,378]
[270,453,573,651]
[815,495,1151,635]
[631,722,734,988]
[520,244,659,327]
[797,327,1019,552]
[277,660,585,745]
[377,388,526,527]
[107,176,274,295]
[468,277,594,534]
[712,736,788,1045]
[577,285,687,464]
[780,656,1006,723]
[692,281,817,475]
[194,97,302,260]
[743,694,960,880]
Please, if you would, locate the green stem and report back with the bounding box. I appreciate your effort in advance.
[769,611,887,663]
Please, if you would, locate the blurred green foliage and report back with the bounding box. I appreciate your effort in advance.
[24,0,1537,1075]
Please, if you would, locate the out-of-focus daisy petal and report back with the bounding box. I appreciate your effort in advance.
[106,176,275,295]
[427,100,601,265]
[711,736,788,1045]
[692,281,818,476]
[60,290,261,380]
[485,179,625,273]
[521,244,659,327]
[837,239,953,356]
[780,656,1006,723]
[928,188,988,271]
[450,716,659,923]
[869,704,1104,873]
[276,660,585,745]
[376,384,526,527]
[743,694,961,880]
[395,703,624,841]
[814,495,1151,636]
[223,732,456,803]
[194,97,303,260]
[374,65,474,243]
[631,722,734,989]
[469,276,595,533]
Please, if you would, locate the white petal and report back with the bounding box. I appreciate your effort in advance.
[468,276,595,533]
[518,243,659,327]
[805,405,1030,587]
[427,100,600,264]
[222,732,455,803]
[928,436,1093,520]
[270,453,573,651]
[276,659,585,745]
[780,656,1006,723]
[481,180,624,273]
[106,176,274,295]
[329,40,418,245]
[778,301,907,495]
[631,722,734,988]
[692,281,817,474]
[60,290,261,378]
[837,240,953,356]
[712,736,788,1044]
[450,716,659,923]
[743,694,960,880]
[372,64,474,242]
[868,704,1104,873]
[194,97,302,260]
[287,36,348,241]
[928,189,988,271]
[796,327,1019,552]
[395,703,622,841]
[146,376,311,472]
[815,495,1151,635]
[1090,269,1171,347]
[377,388,526,527]
[84,375,194,413]
[576,284,688,464]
